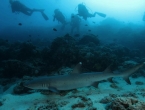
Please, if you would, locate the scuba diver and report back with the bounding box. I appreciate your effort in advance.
[53,9,67,30]
[70,14,81,34]
[143,12,145,21]
[9,0,48,20]
[77,3,106,20]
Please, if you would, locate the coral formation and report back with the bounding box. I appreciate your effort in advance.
[100,96,113,104]
[106,97,145,110]
[78,34,100,46]
[1,60,33,78]
[0,33,144,78]
[71,102,85,109]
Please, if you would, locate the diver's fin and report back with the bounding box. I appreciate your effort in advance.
[95,12,106,17]
[41,12,49,21]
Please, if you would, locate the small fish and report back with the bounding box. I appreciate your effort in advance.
[85,24,88,26]
[88,30,91,32]
[71,16,74,18]
[53,28,57,31]
[18,23,22,26]
[92,21,95,24]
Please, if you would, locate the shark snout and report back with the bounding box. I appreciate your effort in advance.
[23,81,31,88]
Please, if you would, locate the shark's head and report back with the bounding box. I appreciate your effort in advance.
[24,78,48,90]
[24,80,39,90]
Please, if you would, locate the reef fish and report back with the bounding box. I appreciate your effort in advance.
[53,28,57,31]
[24,62,145,92]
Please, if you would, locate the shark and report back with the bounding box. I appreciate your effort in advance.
[24,62,145,92]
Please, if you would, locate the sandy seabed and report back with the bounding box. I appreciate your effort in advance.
[0,76,145,110]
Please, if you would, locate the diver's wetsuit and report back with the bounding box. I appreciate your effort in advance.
[53,9,66,24]
[78,4,97,20]
[71,14,81,34]
[53,9,67,29]
[9,0,49,20]
[10,1,34,16]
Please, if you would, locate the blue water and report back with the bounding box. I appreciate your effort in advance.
[0,0,145,43]
[0,0,145,74]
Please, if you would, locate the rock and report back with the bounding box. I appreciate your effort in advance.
[106,97,145,110]
[100,96,113,104]
[135,81,144,85]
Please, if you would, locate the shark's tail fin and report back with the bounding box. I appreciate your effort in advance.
[122,62,145,84]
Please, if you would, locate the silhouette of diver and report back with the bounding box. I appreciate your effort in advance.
[70,14,81,34]
[77,3,106,20]
[9,0,48,20]
[53,9,67,30]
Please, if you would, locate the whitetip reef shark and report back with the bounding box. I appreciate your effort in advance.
[24,62,145,92]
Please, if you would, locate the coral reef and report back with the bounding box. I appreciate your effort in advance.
[100,96,113,104]
[27,102,58,110]
[68,95,96,110]
[78,34,100,46]
[44,34,78,71]
[17,42,37,60]
[0,33,144,78]
[71,102,85,109]
[1,60,33,78]
[37,102,58,110]
[106,97,145,110]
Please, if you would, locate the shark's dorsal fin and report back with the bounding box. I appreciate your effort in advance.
[71,62,82,74]
[103,65,112,73]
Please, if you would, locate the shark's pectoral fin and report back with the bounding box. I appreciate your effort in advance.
[123,77,131,85]
[107,77,114,83]
[92,82,100,88]
[48,87,59,93]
